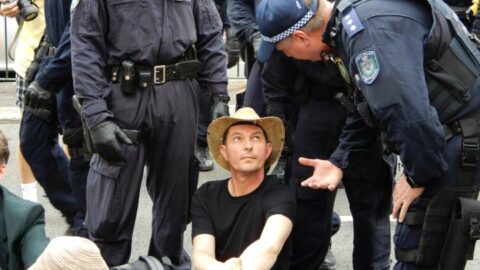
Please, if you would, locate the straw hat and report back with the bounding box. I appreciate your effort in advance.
[207,107,285,170]
[29,236,108,270]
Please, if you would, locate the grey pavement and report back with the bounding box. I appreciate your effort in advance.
[0,81,479,269]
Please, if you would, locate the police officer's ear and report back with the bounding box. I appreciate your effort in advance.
[291,30,312,47]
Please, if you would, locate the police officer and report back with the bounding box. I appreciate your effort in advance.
[21,0,88,236]
[262,50,392,270]
[228,0,266,115]
[256,0,480,269]
[195,0,238,172]
[70,0,229,267]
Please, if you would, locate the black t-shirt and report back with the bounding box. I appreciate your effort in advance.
[191,175,296,270]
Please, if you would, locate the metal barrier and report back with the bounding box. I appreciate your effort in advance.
[1,16,16,81]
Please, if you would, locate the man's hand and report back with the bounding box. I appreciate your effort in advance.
[223,258,242,270]
[392,175,425,223]
[211,94,230,120]
[89,121,132,163]
[24,81,55,109]
[0,1,20,18]
[299,158,343,191]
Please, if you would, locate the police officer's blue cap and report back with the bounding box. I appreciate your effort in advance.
[256,0,318,63]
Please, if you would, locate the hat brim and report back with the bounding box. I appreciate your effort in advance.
[256,40,276,63]
[207,115,285,171]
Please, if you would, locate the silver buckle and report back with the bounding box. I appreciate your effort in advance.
[153,65,166,84]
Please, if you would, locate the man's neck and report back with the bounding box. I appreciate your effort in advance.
[228,169,265,197]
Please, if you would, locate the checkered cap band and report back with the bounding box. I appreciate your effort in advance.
[261,10,315,43]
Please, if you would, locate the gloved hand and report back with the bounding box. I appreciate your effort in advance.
[24,81,55,109]
[225,28,240,69]
[211,94,230,120]
[466,0,479,22]
[251,31,262,57]
[89,121,132,163]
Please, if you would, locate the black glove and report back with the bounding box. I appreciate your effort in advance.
[24,81,55,109]
[89,121,132,163]
[225,28,240,69]
[251,31,262,57]
[211,94,230,120]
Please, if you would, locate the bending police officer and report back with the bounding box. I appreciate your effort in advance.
[256,0,480,269]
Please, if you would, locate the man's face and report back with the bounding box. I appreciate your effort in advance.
[220,124,273,174]
[275,30,331,62]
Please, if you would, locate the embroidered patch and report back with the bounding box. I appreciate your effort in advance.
[71,0,80,13]
[355,50,380,85]
[341,8,364,38]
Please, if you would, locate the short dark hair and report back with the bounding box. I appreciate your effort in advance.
[0,130,9,165]
[222,122,269,144]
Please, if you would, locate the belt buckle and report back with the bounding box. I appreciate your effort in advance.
[153,65,166,84]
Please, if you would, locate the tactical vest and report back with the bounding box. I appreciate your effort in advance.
[326,0,480,125]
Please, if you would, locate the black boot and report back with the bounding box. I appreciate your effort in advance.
[195,145,214,171]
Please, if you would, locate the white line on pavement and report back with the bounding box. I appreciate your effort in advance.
[340,215,397,222]
[0,106,21,121]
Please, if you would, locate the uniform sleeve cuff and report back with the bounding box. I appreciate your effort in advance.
[35,71,56,92]
[208,82,228,96]
[329,148,350,170]
[82,99,113,128]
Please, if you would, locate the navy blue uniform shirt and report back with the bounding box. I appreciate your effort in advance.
[328,0,480,186]
[228,0,261,44]
[70,0,228,128]
[34,0,72,92]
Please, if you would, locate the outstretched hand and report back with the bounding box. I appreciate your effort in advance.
[299,158,343,191]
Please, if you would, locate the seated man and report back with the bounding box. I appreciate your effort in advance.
[0,129,49,269]
[191,107,296,270]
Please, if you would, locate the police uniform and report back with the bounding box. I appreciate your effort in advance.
[228,0,266,114]
[20,0,87,235]
[71,0,227,267]
[321,0,480,269]
[263,51,393,270]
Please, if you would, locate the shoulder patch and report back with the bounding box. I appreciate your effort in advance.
[341,8,364,38]
[355,50,380,85]
[71,0,80,13]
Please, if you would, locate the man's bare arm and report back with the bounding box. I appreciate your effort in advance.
[193,234,242,270]
[239,214,293,270]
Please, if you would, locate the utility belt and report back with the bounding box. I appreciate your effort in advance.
[108,47,201,95]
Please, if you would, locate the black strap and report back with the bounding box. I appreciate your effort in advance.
[403,211,426,226]
[395,248,417,263]
[123,129,146,144]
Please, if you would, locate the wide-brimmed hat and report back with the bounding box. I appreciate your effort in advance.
[207,107,285,171]
[29,236,108,270]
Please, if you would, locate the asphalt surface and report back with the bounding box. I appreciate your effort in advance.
[0,81,479,269]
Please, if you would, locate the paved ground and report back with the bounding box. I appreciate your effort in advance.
[0,81,479,269]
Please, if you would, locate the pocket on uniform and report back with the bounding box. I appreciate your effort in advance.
[170,0,196,48]
[90,154,123,179]
[107,0,152,52]
[85,154,123,236]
